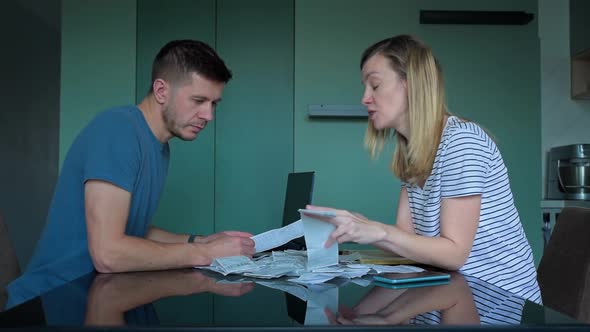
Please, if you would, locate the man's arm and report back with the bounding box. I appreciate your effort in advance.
[145,226,192,244]
[85,180,254,273]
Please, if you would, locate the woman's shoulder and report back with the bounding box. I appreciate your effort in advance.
[443,116,495,150]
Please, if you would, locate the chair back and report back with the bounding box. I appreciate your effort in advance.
[537,207,590,322]
[0,213,21,310]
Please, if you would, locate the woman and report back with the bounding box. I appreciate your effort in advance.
[306,35,541,303]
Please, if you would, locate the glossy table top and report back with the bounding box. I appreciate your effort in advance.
[0,268,586,330]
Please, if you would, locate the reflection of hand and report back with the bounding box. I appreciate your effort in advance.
[85,270,254,326]
[201,277,254,297]
[325,307,407,325]
[304,205,387,247]
[325,306,359,325]
[328,273,479,326]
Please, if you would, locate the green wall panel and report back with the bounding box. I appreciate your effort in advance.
[295,0,542,262]
[213,0,294,322]
[215,0,294,236]
[136,0,216,237]
[60,0,137,166]
[295,0,418,237]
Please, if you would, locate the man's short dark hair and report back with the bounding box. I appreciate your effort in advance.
[150,40,232,93]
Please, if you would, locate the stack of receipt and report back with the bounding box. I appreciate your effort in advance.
[196,250,424,284]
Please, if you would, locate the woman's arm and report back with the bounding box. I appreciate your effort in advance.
[375,195,481,270]
[307,193,480,271]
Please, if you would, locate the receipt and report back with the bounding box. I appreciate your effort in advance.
[301,212,338,270]
[251,219,304,253]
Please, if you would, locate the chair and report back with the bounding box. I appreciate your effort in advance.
[0,213,21,310]
[537,206,590,322]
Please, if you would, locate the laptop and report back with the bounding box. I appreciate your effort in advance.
[275,171,315,251]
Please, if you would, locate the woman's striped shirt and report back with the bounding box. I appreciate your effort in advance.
[404,116,541,303]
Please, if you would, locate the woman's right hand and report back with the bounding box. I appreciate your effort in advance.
[304,205,389,247]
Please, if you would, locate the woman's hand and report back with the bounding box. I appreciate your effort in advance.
[304,205,389,247]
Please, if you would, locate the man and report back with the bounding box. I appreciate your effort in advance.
[6,40,254,308]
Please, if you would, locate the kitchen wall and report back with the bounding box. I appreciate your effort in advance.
[539,0,590,198]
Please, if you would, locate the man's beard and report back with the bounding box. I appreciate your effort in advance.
[162,105,188,141]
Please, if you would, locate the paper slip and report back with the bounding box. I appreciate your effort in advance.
[339,251,362,263]
[300,211,338,270]
[208,256,258,275]
[251,219,304,253]
[364,264,424,274]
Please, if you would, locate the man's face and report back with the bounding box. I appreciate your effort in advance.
[163,72,225,141]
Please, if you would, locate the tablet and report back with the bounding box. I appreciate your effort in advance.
[297,209,336,218]
[373,271,450,285]
[374,279,450,289]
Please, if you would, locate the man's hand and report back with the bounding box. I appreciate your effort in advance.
[195,232,256,263]
[193,231,253,244]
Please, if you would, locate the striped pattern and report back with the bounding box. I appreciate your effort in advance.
[404,116,541,303]
[413,274,526,325]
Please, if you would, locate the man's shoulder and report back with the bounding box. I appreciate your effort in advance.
[93,105,139,124]
[84,105,141,134]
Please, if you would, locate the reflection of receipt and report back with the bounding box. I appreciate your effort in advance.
[251,220,304,253]
[305,284,339,325]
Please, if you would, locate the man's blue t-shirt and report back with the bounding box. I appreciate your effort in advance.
[6,105,169,308]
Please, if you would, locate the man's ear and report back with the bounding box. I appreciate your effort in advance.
[152,79,169,105]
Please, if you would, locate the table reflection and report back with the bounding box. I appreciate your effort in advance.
[84,270,254,326]
[1,268,578,328]
[323,272,525,326]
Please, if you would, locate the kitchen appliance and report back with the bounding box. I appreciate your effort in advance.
[547,144,590,200]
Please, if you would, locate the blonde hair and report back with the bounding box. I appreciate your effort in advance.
[361,35,449,184]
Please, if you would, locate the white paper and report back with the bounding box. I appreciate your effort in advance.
[366,264,424,274]
[196,252,423,284]
[300,212,338,270]
[251,219,304,253]
[210,256,257,275]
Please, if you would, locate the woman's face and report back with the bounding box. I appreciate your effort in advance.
[361,53,408,131]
